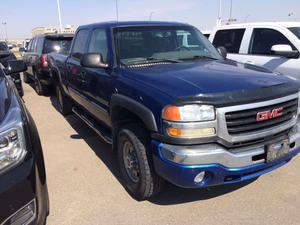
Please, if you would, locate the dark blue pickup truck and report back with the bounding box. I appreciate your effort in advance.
[48,21,300,200]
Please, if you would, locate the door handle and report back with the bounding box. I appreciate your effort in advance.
[78,72,86,81]
[244,60,255,65]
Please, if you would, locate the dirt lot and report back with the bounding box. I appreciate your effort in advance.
[22,82,300,225]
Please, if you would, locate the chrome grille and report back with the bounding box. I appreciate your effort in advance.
[225,98,298,135]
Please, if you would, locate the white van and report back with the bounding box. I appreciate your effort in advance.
[209,22,300,79]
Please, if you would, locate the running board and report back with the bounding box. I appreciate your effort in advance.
[72,107,112,144]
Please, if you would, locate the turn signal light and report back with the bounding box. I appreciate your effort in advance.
[167,127,216,138]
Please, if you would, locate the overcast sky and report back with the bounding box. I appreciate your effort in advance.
[0,0,300,38]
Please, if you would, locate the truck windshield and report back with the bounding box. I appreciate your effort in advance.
[289,27,300,40]
[114,26,222,66]
[43,37,73,55]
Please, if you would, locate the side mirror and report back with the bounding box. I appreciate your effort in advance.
[217,46,227,59]
[271,44,299,58]
[19,47,26,52]
[80,53,109,68]
[3,60,27,75]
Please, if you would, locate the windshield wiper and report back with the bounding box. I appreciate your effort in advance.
[146,57,181,63]
[180,55,218,61]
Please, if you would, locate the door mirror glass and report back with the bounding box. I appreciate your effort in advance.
[271,44,299,58]
[80,53,109,68]
[217,46,227,59]
[3,60,27,75]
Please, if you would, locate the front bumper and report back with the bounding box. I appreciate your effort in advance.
[0,155,49,225]
[152,128,300,188]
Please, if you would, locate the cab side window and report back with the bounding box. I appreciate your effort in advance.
[29,38,36,52]
[87,29,108,62]
[212,29,245,53]
[71,29,89,60]
[249,28,295,55]
[36,37,44,54]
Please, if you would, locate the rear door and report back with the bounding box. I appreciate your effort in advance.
[238,27,300,78]
[66,29,90,105]
[80,27,111,126]
[23,38,37,75]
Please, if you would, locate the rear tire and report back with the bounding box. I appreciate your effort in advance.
[23,72,31,84]
[117,123,164,200]
[34,72,49,96]
[56,84,73,115]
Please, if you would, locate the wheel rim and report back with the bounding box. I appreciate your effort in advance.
[123,140,140,183]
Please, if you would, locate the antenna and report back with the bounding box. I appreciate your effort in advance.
[116,0,119,21]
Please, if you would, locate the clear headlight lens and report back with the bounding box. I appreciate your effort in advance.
[162,104,216,139]
[0,106,26,174]
[162,104,215,122]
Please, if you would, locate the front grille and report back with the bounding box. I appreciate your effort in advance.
[225,98,298,135]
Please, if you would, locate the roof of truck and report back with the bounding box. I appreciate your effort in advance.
[216,21,300,29]
[79,21,190,29]
[33,33,74,39]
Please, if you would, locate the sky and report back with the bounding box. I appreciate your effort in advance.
[0,0,300,38]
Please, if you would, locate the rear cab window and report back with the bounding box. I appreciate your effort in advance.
[212,29,245,53]
[249,28,296,55]
[288,27,300,40]
[43,36,73,55]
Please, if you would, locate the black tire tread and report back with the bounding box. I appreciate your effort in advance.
[118,123,164,200]
[56,84,73,115]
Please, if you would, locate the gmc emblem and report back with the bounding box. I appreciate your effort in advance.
[256,107,283,122]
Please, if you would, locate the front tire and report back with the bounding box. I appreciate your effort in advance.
[23,72,31,84]
[117,124,164,200]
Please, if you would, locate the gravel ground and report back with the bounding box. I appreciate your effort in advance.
[22,82,300,225]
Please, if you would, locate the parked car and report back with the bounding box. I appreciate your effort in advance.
[22,33,74,95]
[0,60,49,224]
[0,41,24,97]
[19,39,31,56]
[49,21,300,200]
[209,22,300,79]
[201,30,211,38]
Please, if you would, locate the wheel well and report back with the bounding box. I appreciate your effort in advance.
[51,69,59,84]
[111,106,144,128]
[111,106,149,154]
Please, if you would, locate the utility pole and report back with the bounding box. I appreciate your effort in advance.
[229,0,233,20]
[149,12,155,21]
[217,0,222,26]
[116,0,119,21]
[56,0,63,32]
[2,22,7,42]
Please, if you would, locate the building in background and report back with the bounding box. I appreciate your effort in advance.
[32,25,76,36]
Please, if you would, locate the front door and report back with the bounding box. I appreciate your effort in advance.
[80,28,112,126]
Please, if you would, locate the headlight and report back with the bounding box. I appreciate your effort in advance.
[0,108,26,174]
[162,104,215,122]
[162,104,216,139]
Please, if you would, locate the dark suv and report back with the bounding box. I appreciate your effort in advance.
[0,60,49,224]
[22,33,73,95]
[0,41,23,97]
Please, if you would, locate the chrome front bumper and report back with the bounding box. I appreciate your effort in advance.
[159,123,300,168]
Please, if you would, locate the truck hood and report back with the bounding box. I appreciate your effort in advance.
[0,76,11,123]
[122,60,298,106]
